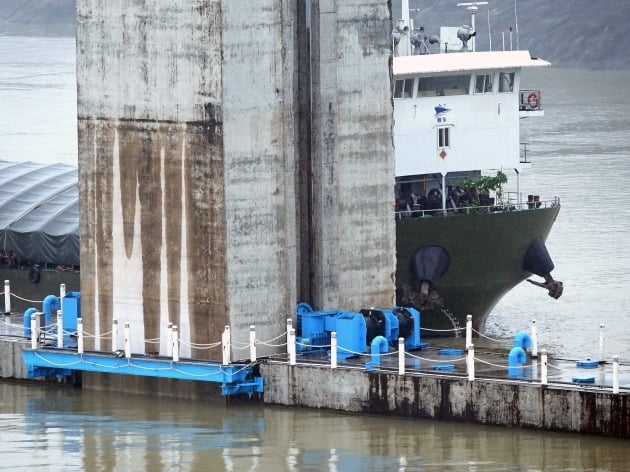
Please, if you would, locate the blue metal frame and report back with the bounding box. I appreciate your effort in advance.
[23,349,263,396]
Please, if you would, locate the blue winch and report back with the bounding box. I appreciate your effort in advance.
[295,303,426,360]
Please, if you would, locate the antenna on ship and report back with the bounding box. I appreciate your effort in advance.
[456,2,488,52]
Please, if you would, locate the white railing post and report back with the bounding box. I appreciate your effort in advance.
[222,325,231,366]
[31,313,40,350]
[465,315,472,350]
[541,349,548,386]
[398,337,405,376]
[331,332,337,369]
[56,310,63,348]
[288,328,296,366]
[4,280,10,314]
[167,322,173,357]
[286,318,292,337]
[612,355,619,394]
[60,283,66,315]
[172,325,179,362]
[124,322,131,358]
[112,320,119,352]
[531,319,538,358]
[77,317,84,354]
[599,324,605,363]
[249,325,257,362]
[467,344,475,381]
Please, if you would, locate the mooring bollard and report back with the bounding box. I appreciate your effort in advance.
[466,315,472,350]
[112,320,119,352]
[599,324,605,363]
[613,355,620,394]
[30,312,40,350]
[467,344,475,381]
[249,325,256,362]
[172,325,179,362]
[56,310,63,348]
[77,317,84,354]
[288,327,296,366]
[541,349,548,385]
[222,325,231,365]
[4,280,10,314]
[331,332,338,369]
[398,337,405,376]
[531,319,538,358]
[124,322,131,359]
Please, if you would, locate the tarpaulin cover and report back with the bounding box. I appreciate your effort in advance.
[0,160,79,266]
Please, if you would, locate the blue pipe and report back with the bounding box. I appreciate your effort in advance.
[42,295,60,327]
[508,346,526,366]
[513,332,532,349]
[23,307,38,336]
[370,335,388,366]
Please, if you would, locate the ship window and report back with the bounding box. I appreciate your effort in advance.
[499,72,515,92]
[394,79,415,98]
[475,74,493,94]
[417,75,469,97]
[437,127,450,148]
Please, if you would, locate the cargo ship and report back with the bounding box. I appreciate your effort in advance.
[392,1,562,331]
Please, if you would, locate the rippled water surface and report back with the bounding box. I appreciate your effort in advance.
[2,383,630,472]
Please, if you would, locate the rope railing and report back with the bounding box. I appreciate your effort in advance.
[9,284,627,394]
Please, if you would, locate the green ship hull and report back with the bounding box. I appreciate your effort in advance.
[396,205,561,332]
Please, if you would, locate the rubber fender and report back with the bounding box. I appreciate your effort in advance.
[522,236,554,277]
[409,246,450,284]
[513,332,532,349]
[508,347,526,366]
[28,266,41,284]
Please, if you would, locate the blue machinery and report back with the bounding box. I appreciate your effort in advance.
[22,292,263,396]
[295,303,428,360]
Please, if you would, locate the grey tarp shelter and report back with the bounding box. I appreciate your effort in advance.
[0,160,79,266]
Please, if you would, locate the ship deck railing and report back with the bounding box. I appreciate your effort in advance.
[395,196,559,219]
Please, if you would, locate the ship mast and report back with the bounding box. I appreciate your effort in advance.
[396,0,412,56]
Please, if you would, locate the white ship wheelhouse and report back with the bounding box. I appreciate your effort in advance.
[393,51,550,213]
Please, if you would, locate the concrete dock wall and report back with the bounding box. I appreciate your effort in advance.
[0,339,28,380]
[260,363,630,438]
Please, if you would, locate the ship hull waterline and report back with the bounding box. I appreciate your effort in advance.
[396,205,561,334]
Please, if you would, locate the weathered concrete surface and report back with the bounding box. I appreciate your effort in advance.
[82,371,223,400]
[307,0,395,311]
[76,1,301,360]
[76,0,396,361]
[260,363,630,438]
[0,338,28,379]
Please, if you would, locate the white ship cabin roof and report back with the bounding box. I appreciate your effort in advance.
[394,50,550,77]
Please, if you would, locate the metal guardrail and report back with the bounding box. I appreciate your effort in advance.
[395,196,560,219]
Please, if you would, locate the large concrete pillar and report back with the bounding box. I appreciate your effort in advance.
[77,0,395,360]
[306,0,395,311]
[77,0,298,359]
